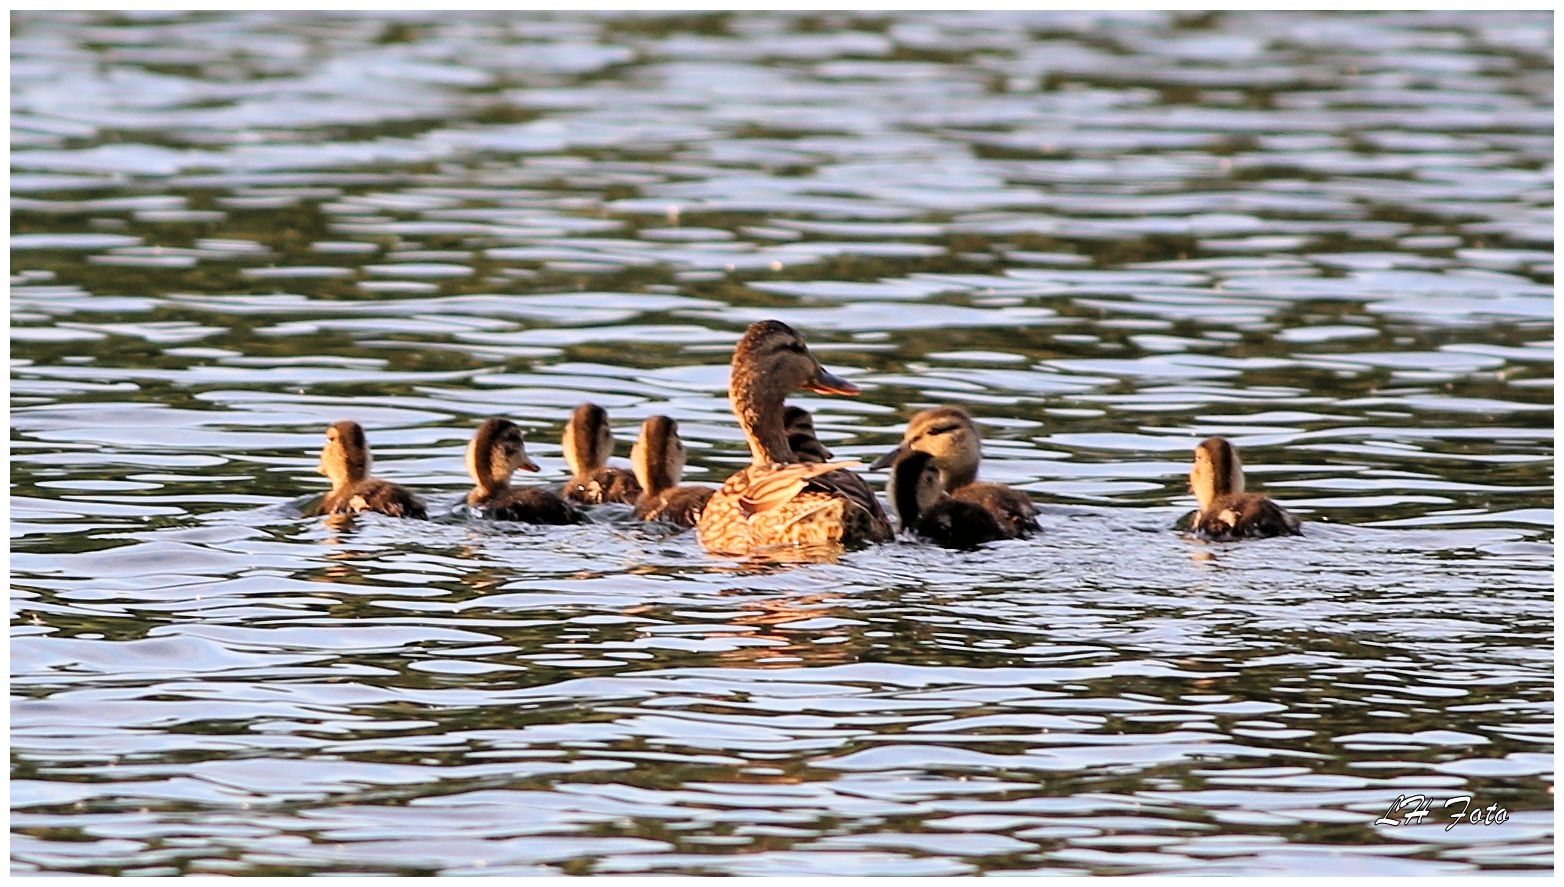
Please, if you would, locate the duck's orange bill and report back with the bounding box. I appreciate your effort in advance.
[806,367,860,396]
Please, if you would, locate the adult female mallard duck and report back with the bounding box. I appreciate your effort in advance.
[1187,436,1300,540]
[870,407,1038,538]
[317,420,427,519]
[695,320,893,554]
[890,449,1005,550]
[467,417,581,524]
[783,405,834,463]
[630,415,715,527]
[560,402,642,505]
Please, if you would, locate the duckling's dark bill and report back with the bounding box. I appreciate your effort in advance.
[869,445,906,471]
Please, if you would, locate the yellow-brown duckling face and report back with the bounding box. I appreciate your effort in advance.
[467,418,538,491]
[631,415,686,493]
[319,420,370,488]
[1190,437,1244,508]
[563,403,615,477]
[732,320,860,399]
[871,407,981,480]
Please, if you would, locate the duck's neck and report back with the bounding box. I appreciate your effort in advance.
[942,464,978,490]
[467,447,509,500]
[732,379,793,466]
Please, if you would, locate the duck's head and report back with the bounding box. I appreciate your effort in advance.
[468,417,539,493]
[318,420,371,488]
[1190,436,1244,509]
[888,449,944,531]
[631,415,687,495]
[733,320,859,401]
[783,405,834,463]
[871,407,982,488]
[730,321,858,463]
[562,402,615,479]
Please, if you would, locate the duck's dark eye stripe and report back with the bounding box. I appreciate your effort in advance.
[925,424,962,436]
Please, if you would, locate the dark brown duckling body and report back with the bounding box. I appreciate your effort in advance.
[635,486,715,527]
[1188,437,1300,540]
[1194,493,1300,540]
[316,421,426,519]
[891,449,1006,550]
[952,483,1038,538]
[630,415,715,528]
[467,417,581,525]
[561,403,642,505]
[872,407,1037,539]
[322,480,426,519]
[474,486,581,524]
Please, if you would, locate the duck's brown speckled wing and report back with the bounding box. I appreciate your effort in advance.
[698,462,893,555]
[953,482,1037,538]
[324,480,427,519]
[1197,493,1300,540]
[563,467,642,505]
[634,485,715,528]
[485,487,582,524]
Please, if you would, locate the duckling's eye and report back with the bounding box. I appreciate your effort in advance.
[926,424,962,437]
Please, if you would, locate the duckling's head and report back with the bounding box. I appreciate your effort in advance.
[784,405,834,463]
[562,403,615,478]
[468,417,539,494]
[871,407,982,488]
[888,449,945,531]
[318,420,371,489]
[1190,436,1244,509]
[631,415,686,495]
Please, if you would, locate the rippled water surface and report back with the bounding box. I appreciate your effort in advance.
[10,10,1555,876]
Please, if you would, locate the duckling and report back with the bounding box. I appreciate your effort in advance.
[467,417,581,524]
[783,405,834,463]
[871,407,1038,538]
[1187,436,1300,540]
[316,420,427,519]
[560,402,642,505]
[890,449,1005,550]
[696,320,893,554]
[630,415,715,527]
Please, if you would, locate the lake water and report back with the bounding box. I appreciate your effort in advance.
[10,10,1554,876]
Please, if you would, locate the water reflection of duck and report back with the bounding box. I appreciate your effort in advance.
[696,320,893,554]
[467,417,581,524]
[630,415,715,527]
[783,406,833,463]
[317,420,427,519]
[561,402,642,505]
[1187,436,1300,540]
[871,407,1038,539]
[890,449,1005,549]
